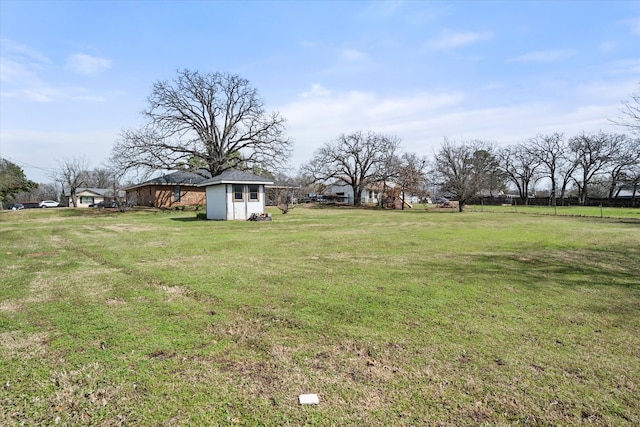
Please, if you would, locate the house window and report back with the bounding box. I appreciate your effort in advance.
[249,185,259,201]
[173,186,181,202]
[80,196,94,204]
[233,185,244,201]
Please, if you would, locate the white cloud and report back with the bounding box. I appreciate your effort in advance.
[599,41,617,52]
[65,53,111,75]
[0,58,106,102]
[278,83,622,169]
[0,38,51,67]
[425,30,492,50]
[0,59,61,102]
[342,48,367,61]
[623,16,640,35]
[301,84,332,98]
[0,41,111,102]
[509,49,576,63]
[607,58,640,76]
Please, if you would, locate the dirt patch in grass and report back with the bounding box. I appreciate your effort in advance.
[103,224,158,233]
[0,300,23,312]
[160,285,189,302]
[0,331,49,359]
[208,314,410,415]
[26,267,118,304]
[23,252,59,258]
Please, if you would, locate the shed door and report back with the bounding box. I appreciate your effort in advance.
[232,184,247,220]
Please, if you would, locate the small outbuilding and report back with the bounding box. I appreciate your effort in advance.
[198,169,274,220]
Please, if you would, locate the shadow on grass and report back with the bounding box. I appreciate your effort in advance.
[170,216,203,222]
[474,247,639,289]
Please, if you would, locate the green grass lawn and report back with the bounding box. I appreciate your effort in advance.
[1,206,639,426]
[464,203,640,219]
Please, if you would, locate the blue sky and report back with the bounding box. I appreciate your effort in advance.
[1,0,639,183]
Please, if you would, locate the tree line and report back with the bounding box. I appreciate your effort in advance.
[2,69,638,212]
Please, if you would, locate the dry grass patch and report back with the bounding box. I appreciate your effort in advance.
[0,300,23,312]
[159,285,189,302]
[37,363,134,426]
[26,266,118,304]
[0,331,49,359]
[102,224,158,233]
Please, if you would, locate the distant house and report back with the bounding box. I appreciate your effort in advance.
[68,188,125,208]
[125,170,210,208]
[197,169,274,220]
[324,180,405,207]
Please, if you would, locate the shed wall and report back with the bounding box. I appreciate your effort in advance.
[205,185,227,220]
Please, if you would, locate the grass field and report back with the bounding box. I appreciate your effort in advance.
[1,206,639,426]
[464,203,640,219]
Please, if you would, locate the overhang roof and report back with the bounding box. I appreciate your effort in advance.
[125,170,211,190]
[198,169,274,186]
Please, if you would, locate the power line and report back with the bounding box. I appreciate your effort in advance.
[1,154,59,174]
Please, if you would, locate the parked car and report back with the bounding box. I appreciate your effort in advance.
[5,203,24,210]
[39,200,60,208]
[90,201,118,208]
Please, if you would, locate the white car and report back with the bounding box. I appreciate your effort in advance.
[39,200,60,208]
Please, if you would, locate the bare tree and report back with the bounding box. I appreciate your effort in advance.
[611,83,640,136]
[568,131,619,205]
[13,183,58,204]
[302,131,400,207]
[530,133,565,206]
[625,164,640,207]
[52,157,89,207]
[373,137,402,207]
[397,152,427,209]
[87,168,114,188]
[604,135,640,199]
[556,153,579,205]
[112,69,292,178]
[433,139,497,212]
[265,172,300,214]
[497,144,541,204]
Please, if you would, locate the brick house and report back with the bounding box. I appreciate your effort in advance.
[125,170,210,208]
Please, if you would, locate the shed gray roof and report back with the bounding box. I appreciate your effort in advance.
[198,169,274,186]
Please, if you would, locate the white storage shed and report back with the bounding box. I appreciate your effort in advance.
[198,170,274,220]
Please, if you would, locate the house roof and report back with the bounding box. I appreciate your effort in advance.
[76,188,108,196]
[73,188,126,197]
[198,169,274,186]
[125,170,211,190]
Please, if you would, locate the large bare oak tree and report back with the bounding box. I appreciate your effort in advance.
[302,131,400,206]
[433,139,498,212]
[111,70,291,178]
